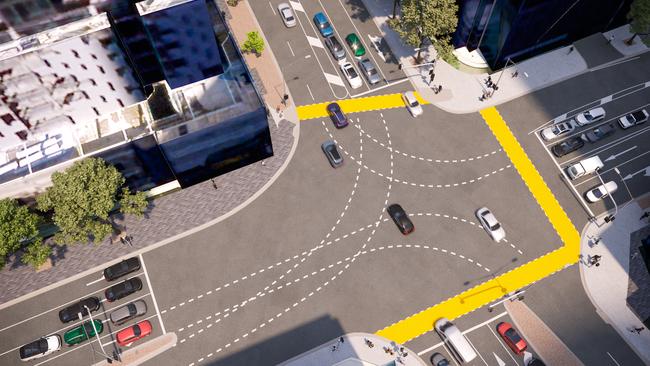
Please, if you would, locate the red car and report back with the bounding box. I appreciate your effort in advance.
[116,320,152,347]
[497,322,527,355]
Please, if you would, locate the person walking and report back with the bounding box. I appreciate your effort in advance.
[589,254,602,267]
[640,211,650,220]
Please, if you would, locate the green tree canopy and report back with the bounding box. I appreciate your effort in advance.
[628,0,650,40]
[0,198,41,269]
[242,31,265,55]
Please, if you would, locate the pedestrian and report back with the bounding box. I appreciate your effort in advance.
[511,70,519,78]
[339,337,345,344]
[437,85,443,93]
[120,237,126,245]
[567,46,574,55]
[592,237,601,246]
[429,73,435,85]
[364,338,374,348]
[589,254,602,267]
[640,211,650,220]
[629,326,645,334]
[607,35,614,44]
[211,178,218,190]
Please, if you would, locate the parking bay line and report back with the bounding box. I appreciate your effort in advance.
[139,253,166,334]
[487,323,520,365]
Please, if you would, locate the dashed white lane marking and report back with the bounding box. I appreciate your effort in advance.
[307,35,323,49]
[324,72,345,86]
[289,0,303,12]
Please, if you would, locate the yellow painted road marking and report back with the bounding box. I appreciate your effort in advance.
[295,92,428,120]
[376,107,580,344]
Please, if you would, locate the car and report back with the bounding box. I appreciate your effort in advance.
[105,277,143,302]
[345,33,366,57]
[324,36,346,60]
[116,320,152,346]
[59,297,101,323]
[574,107,605,126]
[277,3,296,28]
[321,140,343,168]
[475,207,506,242]
[326,102,349,128]
[387,204,414,235]
[431,352,450,366]
[540,121,574,141]
[526,358,546,366]
[104,257,141,281]
[64,320,104,346]
[585,181,618,203]
[496,322,527,355]
[551,137,584,157]
[340,62,362,89]
[402,91,423,117]
[19,335,61,361]
[358,58,380,85]
[581,123,615,142]
[110,300,148,325]
[618,108,649,129]
[313,12,333,37]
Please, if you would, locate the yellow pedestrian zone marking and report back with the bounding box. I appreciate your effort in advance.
[376,107,581,344]
[296,92,428,120]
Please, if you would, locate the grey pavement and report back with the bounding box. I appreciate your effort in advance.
[574,33,623,68]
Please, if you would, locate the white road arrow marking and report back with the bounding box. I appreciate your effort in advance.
[494,352,506,366]
[623,166,650,180]
[323,72,345,87]
[307,36,323,49]
[604,146,637,162]
[289,0,304,12]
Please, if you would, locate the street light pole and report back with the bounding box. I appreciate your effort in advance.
[82,306,120,364]
[594,169,618,223]
[614,167,633,208]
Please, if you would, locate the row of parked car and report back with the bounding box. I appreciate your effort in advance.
[19,257,150,361]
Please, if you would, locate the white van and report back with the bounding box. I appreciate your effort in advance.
[434,318,477,363]
[566,155,603,180]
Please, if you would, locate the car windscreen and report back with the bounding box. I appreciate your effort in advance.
[505,328,522,343]
[328,145,341,160]
[490,222,501,231]
[347,67,358,78]
[320,21,330,29]
[334,111,345,122]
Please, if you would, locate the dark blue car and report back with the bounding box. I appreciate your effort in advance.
[327,103,348,128]
[313,12,333,37]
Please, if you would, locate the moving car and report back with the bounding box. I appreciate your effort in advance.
[402,91,423,117]
[321,140,343,168]
[277,3,296,28]
[324,36,346,60]
[581,123,615,142]
[618,108,649,129]
[574,107,605,126]
[59,297,101,323]
[585,181,618,203]
[104,257,141,281]
[326,102,349,128]
[358,58,380,85]
[105,277,143,302]
[387,204,414,235]
[475,207,506,242]
[431,353,450,366]
[116,320,152,347]
[540,121,574,141]
[19,335,61,361]
[551,137,584,157]
[496,322,527,355]
[313,12,333,37]
[434,318,477,363]
[345,33,366,57]
[64,320,103,346]
[340,62,362,89]
[110,300,148,325]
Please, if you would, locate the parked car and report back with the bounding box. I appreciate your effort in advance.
[581,123,615,142]
[475,207,506,242]
[64,320,103,346]
[618,108,649,129]
[551,137,584,157]
[358,58,380,85]
[313,12,333,37]
[19,335,61,361]
[110,300,148,325]
[585,181,618,203]
[340,62,362,89]
[59,297,101,323]
[496,322,527,355]
[324,36,346,60]
[387,204,414,235]
[402,91,423,117]
[105,277,142,302]
[104,257,141,281]
[574,107,605,126]
[116,320,152,347]
[277,3,296,28]
[326,102,349,128]
[345,33,366,57]
[431,353,450,366]
[321,140,343,168]
[540,121,574,141]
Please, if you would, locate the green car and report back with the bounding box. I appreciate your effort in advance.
[345,33,366,57]
[64,320,104,346]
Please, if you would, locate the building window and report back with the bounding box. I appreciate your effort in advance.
[1,113,14,125]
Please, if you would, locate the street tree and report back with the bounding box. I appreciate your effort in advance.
[22,242,52,270]
[627,0,650,44]
[242,31,265,56]
[0,198,41,269]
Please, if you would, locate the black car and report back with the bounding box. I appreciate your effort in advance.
[581,123,615,142]
[19,335,61,361]
[327,103,349,128]
[551,137,584,157]
[59,297,101,323]
[387,204,414,235]
[104,257,141,281]
[105,277,142,302]
[324,36,346,60]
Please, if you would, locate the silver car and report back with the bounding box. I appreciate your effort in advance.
[109,300,147,325]
[321,140,343,168]
[574,107,605,126]
[358,58,380,85]
[475,207,505,242]
[324,36,346,61]
[277,3,296,28]
[402,91,423,117]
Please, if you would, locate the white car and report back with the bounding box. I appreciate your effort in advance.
[475,207,506,242]
[540,121,575,141]
[277,3,296,28]
[585,181,618,203]
[402,91,423,117]
[340,62,362,89]
[19,335,61,361]
[618,109,648,129]
[574,107,606,126]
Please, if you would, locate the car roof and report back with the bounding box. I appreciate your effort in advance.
[346,33,359,41]
[589,107,605,115]
[314,12,327,22]
[404,91,416,101]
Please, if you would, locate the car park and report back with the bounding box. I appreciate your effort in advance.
[324,36,346,61]
[402,91,423,117]
[313,12,333,37]
[431,353,450,366]
[497,322,527,355]
[277,3,296,28]
[585,181,618,203]
[358,58,380,85]
[340,62,362,89]
[64,320,103,346]
[59,297,101,323]
[540,121,574,141]
[105,277,143,302]
[618,108,648,129]
[321,140,343,168]
[19,335,61,361]
[104,257,141,281]
[326,102,349,128]
[434,318,477,363]
[110,300,148,325]
[116,320,152,346]
[551,137,584,157]
[345,33,365,57]
[475,207,506,242]
[581,123,615,142]
[387,204,414,235]
[574,107,605,126]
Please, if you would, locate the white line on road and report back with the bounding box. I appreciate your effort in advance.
[560,123,650,166]
[324,72,345,87]
[306,35,323,48]
[139,253,166,334]
[487,323,520,365]
[289,0,303,12]
[349,77,410,98]
[607,351,622,366]
[86,276,105,286]
[604,146,637,162]
[304,54,311,59]
[268,1,276,15]
[305,83,315,101]
[465,334,489,366]
[286,41,295,57]
[574,150,650,187]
